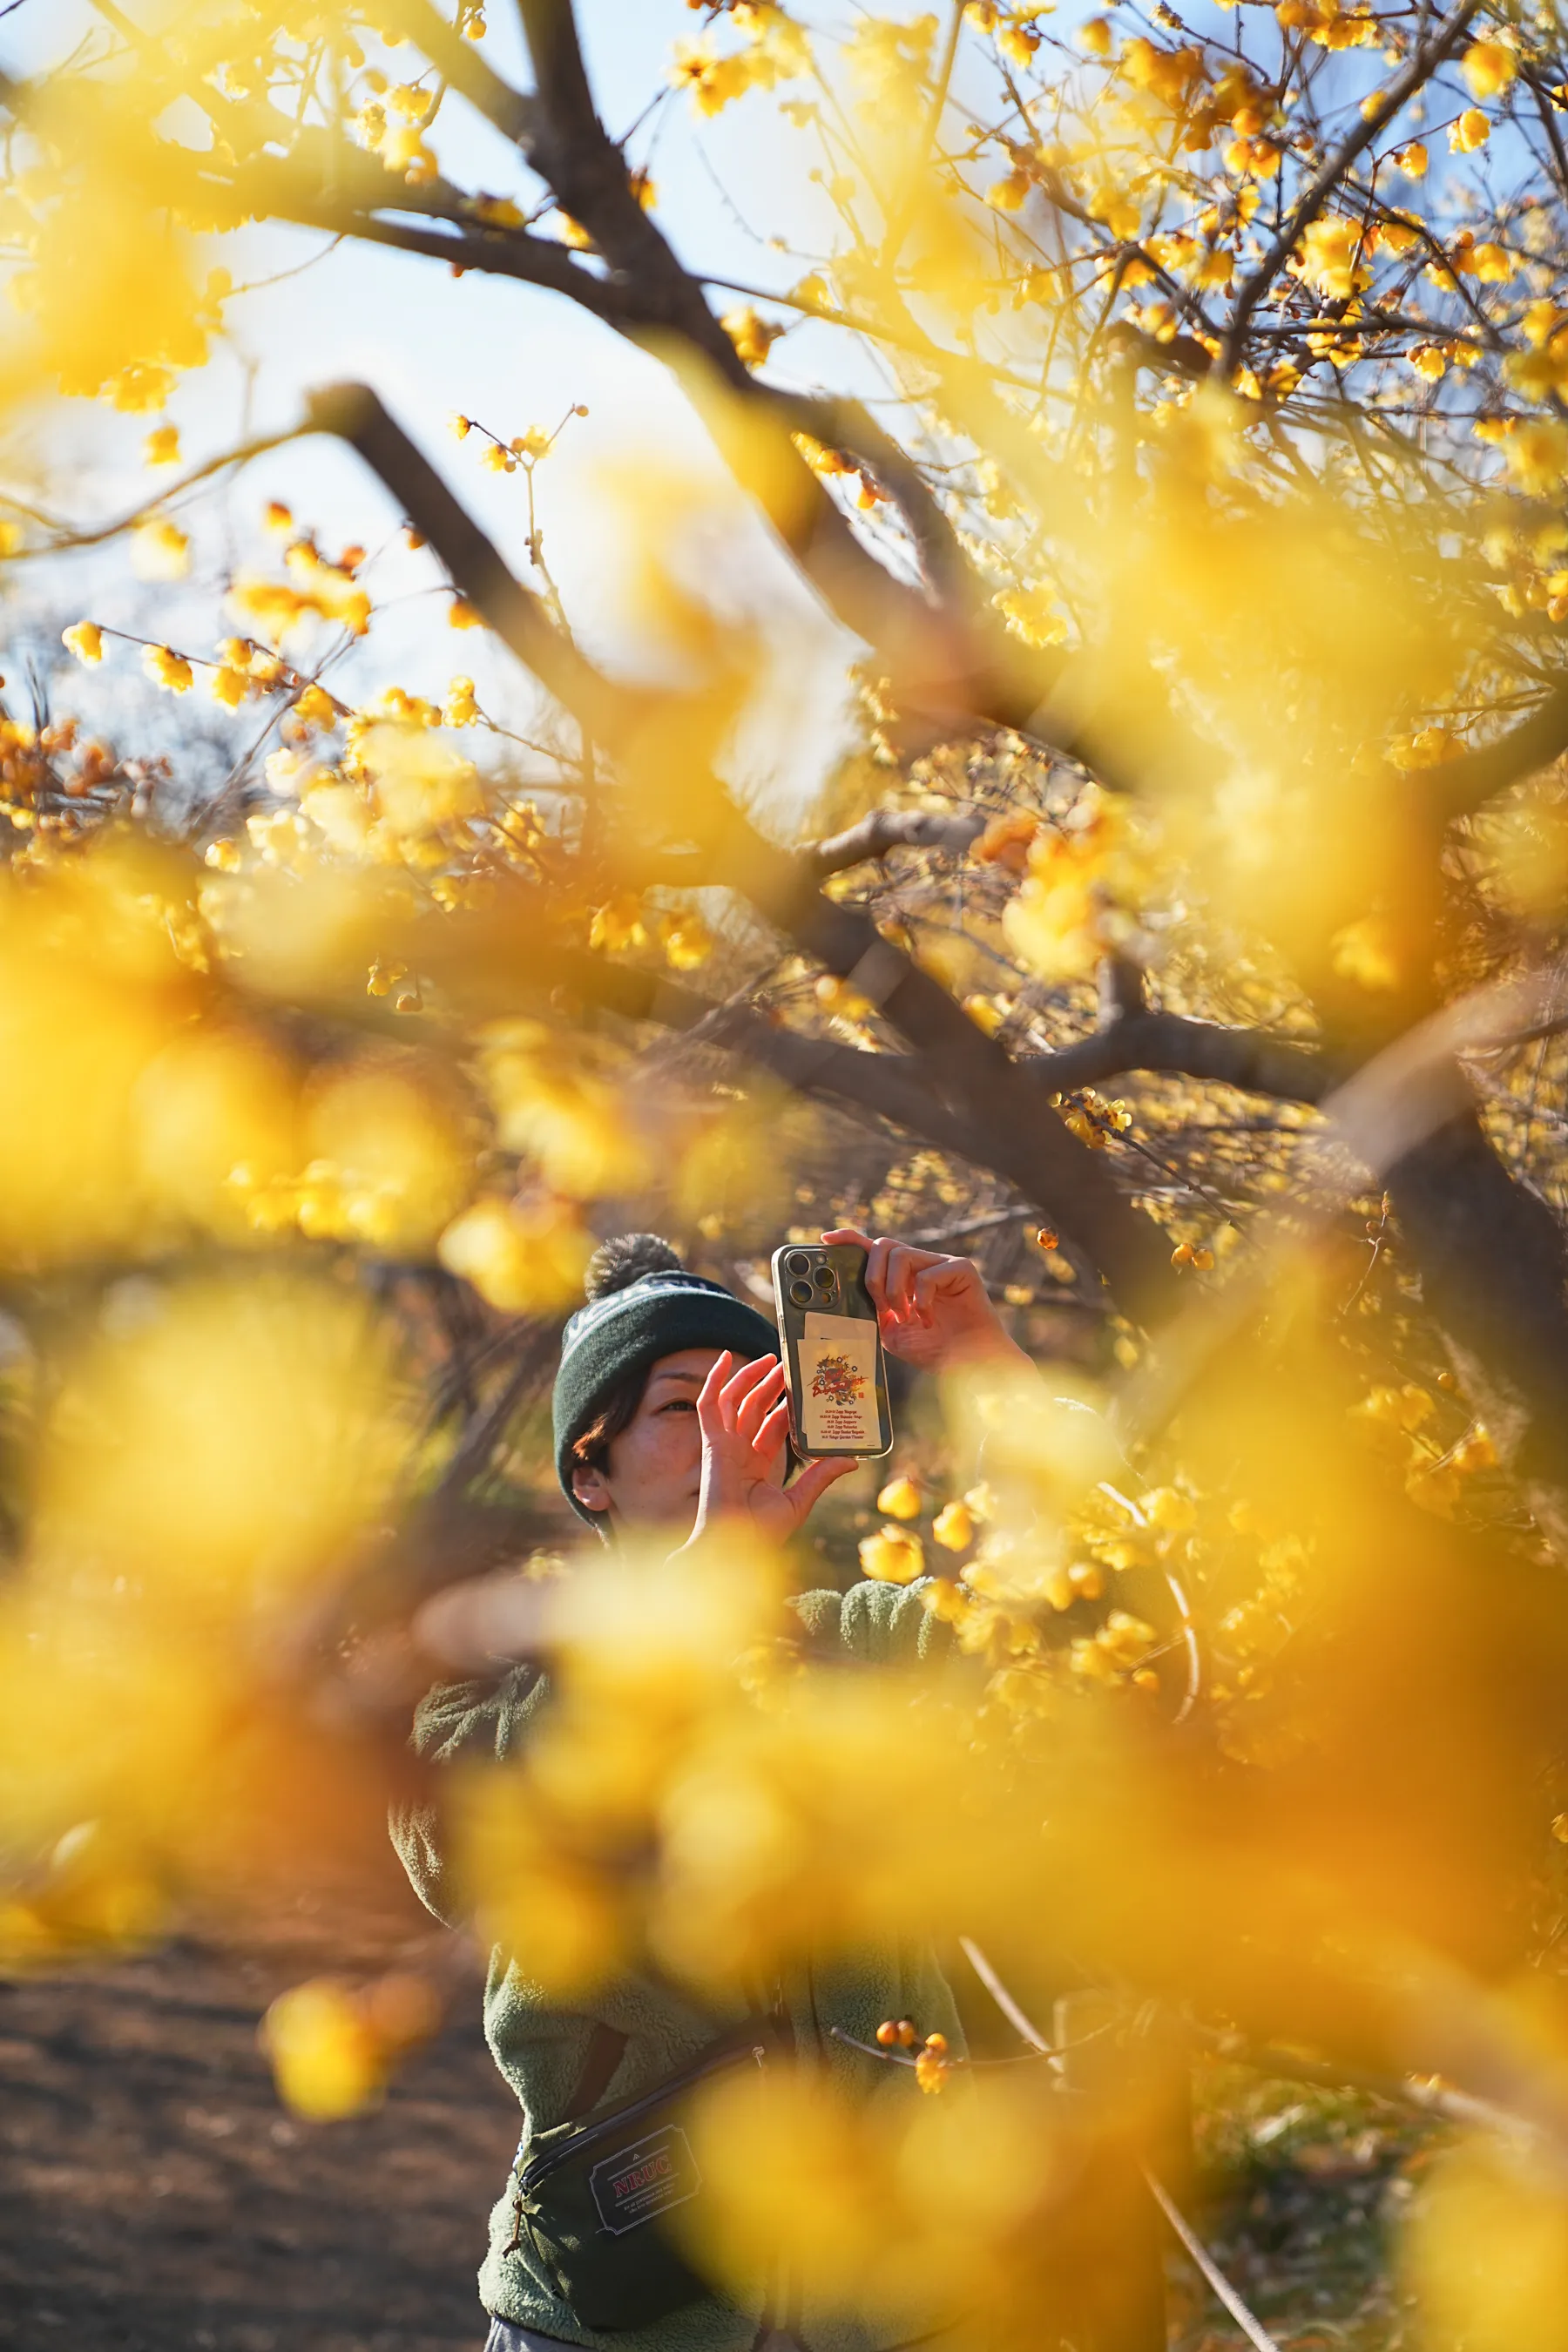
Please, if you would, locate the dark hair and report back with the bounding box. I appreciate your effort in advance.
[570,1362,650,1477]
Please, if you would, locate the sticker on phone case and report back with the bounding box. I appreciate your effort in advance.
[801,1311,879,1451]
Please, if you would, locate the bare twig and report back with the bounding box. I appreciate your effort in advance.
[1220,0,1484,374]
[374,0,541,146]
[3,428,297,558]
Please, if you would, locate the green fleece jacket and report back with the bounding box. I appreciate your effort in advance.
[390,1578,965,2352]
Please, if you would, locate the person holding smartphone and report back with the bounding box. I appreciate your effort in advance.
[393,1228,1034,2352]
[564,1228,1030,1550]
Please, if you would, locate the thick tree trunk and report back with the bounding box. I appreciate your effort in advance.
[1388,1110,1568,1513]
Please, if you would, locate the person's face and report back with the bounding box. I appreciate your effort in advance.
[569,1346,787,1533]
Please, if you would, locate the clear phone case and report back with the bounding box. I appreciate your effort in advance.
[770,1241,894,1459]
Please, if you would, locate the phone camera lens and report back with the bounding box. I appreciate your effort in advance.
[814,1266,835,1289]
[785,1250,811,1278]
[789,1278,814,1308]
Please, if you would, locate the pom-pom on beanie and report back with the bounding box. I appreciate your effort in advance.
[552,1234,778,1522]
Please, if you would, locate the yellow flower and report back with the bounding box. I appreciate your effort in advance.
[721,307,785,369]
[62,622,105,665]
[444,675,480,727]
[1292,216,1371,301]
[1462,38,1516,99]
[263,501,294,535]
[914,2040,952,2093]
[962,994,1007,1037]
[1504,419,1568,494]
[142,644,193,694]
[261,1979,385,2120]
[208,663,251,709]
[1450,107,1490,152]
[1387,725,1457,769]
[143,425,180,467]
[1452,1423,1497,1473]
[1396,139,1428,176]
[1003,867,1098,983]
[876,1476,922,1521]
[294,683,337,728]
[449,413,473,439]
[657,910,714,970]
[1079,16,1114,53]
[859,1524,926,1585]
[132,517,190,581]
[1469,242,1515,283]
[985,170,1032,213]
[510,425,552,459]
[846,12,936,103]
[1139,1486,1196,1531]
[669,38,752,115]
[449,599,483,630]
[1122,35,1204,106]
[437,1196,595,1314]
[1329,915,1400,991]
[1096,1609,1159,1670]
[931,1501,974,1552]
[991,587,1067,648]
[732,2,812,79]
[590,894,648,952]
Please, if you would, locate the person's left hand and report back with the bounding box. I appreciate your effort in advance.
[686,1350,857,1548]
[821,1228,1035,1376]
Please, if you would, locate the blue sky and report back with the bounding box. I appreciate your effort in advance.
[0,2,932,813]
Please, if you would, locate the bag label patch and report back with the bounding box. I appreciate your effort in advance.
[589,2125,702,2236]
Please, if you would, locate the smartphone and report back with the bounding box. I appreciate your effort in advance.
[770,1241,894,1461]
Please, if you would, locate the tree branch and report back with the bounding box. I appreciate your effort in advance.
[1220,0,1484,375]
[1435,678,1568,820]
[682,1001,987,1161]
[308,381,1179,1323]
[514,0,747,376]
[375,0,542,148]
[505,0,1002,719]
[810,807,988,877]
[249,186,633,328]
[1029,1010,1333,1105]
[304,381,631,734]
[768,386,977,611]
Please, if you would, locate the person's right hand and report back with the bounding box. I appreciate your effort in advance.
[821,1228,1034,1375]
[686,1350,856,1547]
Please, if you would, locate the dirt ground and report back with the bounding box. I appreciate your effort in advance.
[0,1897,1433,2352]
[0,1907,520,2352]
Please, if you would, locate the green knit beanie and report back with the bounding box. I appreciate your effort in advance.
[553,1235,778,1523]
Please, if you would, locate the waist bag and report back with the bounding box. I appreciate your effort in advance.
[504,2016,776,2333]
